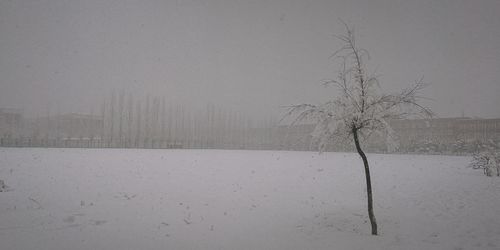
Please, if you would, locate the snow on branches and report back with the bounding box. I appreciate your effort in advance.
[285,22,433,152]
[469,151,500,177]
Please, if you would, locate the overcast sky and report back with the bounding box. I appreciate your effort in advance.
[1,0,499,119]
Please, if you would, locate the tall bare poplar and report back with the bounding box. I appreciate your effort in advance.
[135,100,142,148]
[110,91,116,146]
[127,93,134,147]
[118,90,124,146]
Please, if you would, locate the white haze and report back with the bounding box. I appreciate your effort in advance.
[0,0,499,119]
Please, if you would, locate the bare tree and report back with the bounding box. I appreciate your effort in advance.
[161,97,166,147]
[144,95,150,146]
[110,91,116,146]
[118,90,124,146]
[285,23,432,235]
[152,97,160,148]
[100,100,106,146]
[127,93,134,148]
[135,100,142,148]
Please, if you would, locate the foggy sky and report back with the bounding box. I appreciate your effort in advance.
[1,0,499,119]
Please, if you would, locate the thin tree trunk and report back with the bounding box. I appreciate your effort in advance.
[118,91,124,147]
[352,128,378,235]
[110,91,115,147]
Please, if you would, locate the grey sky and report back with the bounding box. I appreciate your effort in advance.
[1,0,499,118]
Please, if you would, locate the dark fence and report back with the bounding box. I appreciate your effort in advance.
[0,137,184,149]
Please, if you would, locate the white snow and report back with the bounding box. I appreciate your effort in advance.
[0,148,499,250]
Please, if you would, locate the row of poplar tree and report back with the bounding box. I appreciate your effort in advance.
[96,91,278,149]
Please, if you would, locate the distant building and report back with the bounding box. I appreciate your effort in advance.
[271,124,314,151]
[390,117,500,145]
[271,117,500,152]
[0,108,23,138]
[35,113,103,139]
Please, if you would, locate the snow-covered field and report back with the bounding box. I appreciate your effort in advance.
[0,148,499,250]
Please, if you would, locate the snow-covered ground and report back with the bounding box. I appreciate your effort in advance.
[0,148,499,250]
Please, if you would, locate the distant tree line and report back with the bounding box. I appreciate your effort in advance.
[0,91,283,150]
[98,91,279,149]
[1,91,498,154]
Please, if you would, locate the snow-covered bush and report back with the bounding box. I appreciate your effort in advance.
[451,139,499,155]
[451,139,468,154]
[469,151,500,177]
[414,139,441,154]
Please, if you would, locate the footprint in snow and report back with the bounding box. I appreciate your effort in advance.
[90,220,107,226]
[63,216,76,224]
